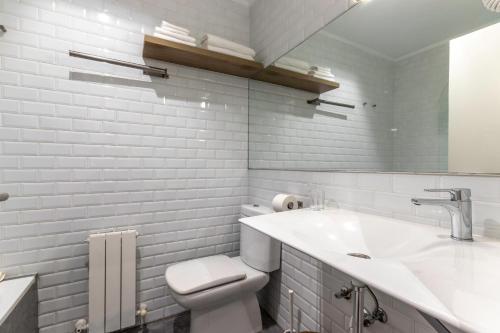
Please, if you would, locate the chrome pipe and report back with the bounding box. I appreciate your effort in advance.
[288,289,295,333]
[352,283,365,333]
[0,193,9,202]
[68,50,169,78]
[307,98,355,109]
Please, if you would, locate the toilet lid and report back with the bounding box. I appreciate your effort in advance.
[165,255,247,295]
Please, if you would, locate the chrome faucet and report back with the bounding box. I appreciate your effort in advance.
[411,188,472,241]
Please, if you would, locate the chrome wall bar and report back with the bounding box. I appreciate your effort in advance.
[69,50,169,78]
[307,98,355,109]
[0,25,7,32]
[0,193,9,202]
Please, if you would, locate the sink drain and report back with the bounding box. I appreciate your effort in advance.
[347,252,371,259]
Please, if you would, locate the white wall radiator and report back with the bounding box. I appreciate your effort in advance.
[88,230,137,333]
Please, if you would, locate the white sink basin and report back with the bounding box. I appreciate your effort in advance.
[240,208,500,333]
[285,209,450,259]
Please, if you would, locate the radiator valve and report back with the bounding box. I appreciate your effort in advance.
[137,303,148,326]
[74,319,88,333]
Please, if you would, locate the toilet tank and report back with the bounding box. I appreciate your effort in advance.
[240,204,281,272]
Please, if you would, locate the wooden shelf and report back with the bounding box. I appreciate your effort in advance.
[252,66,339,94]
[143,36,339,94]
[143,35,263,79]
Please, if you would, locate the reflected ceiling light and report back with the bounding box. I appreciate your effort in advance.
[483,0,500,12]
[97,12,111,23]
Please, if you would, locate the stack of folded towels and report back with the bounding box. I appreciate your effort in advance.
[273,57,310,74]
[153,20,196,47]
[200,34,256,61]
[309,65,336,82]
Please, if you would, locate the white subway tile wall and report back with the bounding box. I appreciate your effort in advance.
[1,1,499,333]
[0,0,250,332]
[249,0,353,66]
[250,169,500,332]
[249,170,500,241]
[250,32,449,171]
[249,32,394,170]
[393,44,449,172]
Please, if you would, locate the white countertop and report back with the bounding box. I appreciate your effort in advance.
[0,275,36,326]
[240,208,500,333]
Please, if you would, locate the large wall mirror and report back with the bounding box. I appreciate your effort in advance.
[248,0,500,174]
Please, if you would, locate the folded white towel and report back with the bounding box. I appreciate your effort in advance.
[311,68,333,75]
[153,32,196,47]
[157,25,189,36]
[274,63,308,75]
[310,65,332,72]
[309,69,334,77]
[201,34,255,57]
[201,42,254,61]
[155,26,196,43]
[277,57,310,70]
[160,24,190,37]
[161,20,190,34]
[310,65,332,73]
[312,73,336,81]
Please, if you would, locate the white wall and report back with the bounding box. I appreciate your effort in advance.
[249,32,394,170]
[249,34,451,172]
[249,170,500,241]
[449,22,500,173]
[393,44,449,172]
[249,0,353,66]
[0,0,250,332]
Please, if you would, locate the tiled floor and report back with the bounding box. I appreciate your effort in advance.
[123,309,282,333]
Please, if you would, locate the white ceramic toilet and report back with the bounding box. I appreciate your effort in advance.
[165,204,280,333]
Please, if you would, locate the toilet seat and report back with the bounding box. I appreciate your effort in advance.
[166,255,247,295]
[166,256,269,310]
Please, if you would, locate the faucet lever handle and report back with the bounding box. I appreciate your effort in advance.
[424,188,471,201]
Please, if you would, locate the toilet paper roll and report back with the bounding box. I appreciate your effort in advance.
[272,194,298,212]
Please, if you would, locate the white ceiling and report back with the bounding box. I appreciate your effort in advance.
[325,0,500,60]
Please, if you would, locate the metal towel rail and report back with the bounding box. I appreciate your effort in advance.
[69,50,169,78]
[307,98,355,109]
